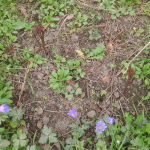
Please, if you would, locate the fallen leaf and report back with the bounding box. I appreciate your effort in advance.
[108,43,114,51]
[21,125,28,132]
[75,50,85,59]
[66,85,73,92]
[101,76,109,83]
[67,14,74,20]
[20,6,27,17]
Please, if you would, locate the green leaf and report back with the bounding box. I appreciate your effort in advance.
[0,98,12,104]
[64,69,69,77]
[66,138,75,145]
[66,94,73,101]
[20,139,27,147]
[20,120,25,126]
[39,135,48,144]
[0,128,5,132]
[146,123,150,134]
[53,83,60,89]
[0,114,9,125]
[65,76,72,81]
[75,88,82,95]
[82,124,89,130]
[18,133,26,140]
[111,15,117,19]
[37,60,43,65]
[9,108,24,122]
[80,72,86,78]
[48,135,57,143]
[10,121,17,128]
[52,72,57,78]
[96,140,107,150]
[130,137,142,147]
[42,125,52,135]
[26,145,36,150]
[0,135,10,149]
[39,125,57,144]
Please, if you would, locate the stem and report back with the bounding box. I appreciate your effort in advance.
[118,131,128,150]
[110,119,118,150]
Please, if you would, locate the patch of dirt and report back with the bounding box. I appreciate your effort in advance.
[11,5,150,149]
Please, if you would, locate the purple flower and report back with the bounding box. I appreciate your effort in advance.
[67,108,77,118]
[0,104,9,113]
[96,121,107,134]
[41,120,44,124]
[107,117,114,125]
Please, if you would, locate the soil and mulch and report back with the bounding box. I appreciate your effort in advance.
[10,1,150,150]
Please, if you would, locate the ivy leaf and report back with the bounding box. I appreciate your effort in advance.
[12,133,28,147]
[39,125,57,144]
[26,145,36,150]
[78,128,85,136]
[42,125,51,135]
[75,88,82,95]
[66,138,75,145]
[0,135,10,149]
[111,15,116,19]
[9,108,24,122]
[66,94,73,101]
[130,137,142,147]
[81,119,92,125]
[0,113,9,125]
[82,124,89,130]
[69,123,78,131]
[26,145,41,150]
[38,135,48,144]
[96,140,107,150]
[80,72,86,78]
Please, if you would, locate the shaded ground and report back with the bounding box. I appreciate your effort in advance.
[10,1,150,149]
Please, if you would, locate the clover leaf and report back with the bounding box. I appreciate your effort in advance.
[39,125,57,144]
[0,135,10,149]
[9,107,24,122]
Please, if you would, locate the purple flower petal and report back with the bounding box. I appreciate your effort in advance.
[0,103,9,113]
[67,108,77,118]
[41,120,44,124]
[96,121,107,134]
[107,117,114,125]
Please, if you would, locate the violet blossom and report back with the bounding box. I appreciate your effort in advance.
[96,121,107,134]
[0,103,9,113]
[67,108,77,118]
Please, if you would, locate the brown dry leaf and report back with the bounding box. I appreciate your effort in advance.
[20,6,27,17]
[108,43,114,52]
[101,76,109,83]
[21,124,28,132]
[67,14,74,20]
[75,50,85,59]
[66,85,73,92]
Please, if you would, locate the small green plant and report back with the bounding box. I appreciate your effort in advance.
[33,0,73,27]
[135,29,144,37]
[65,119,92,149]
[84,45,106,60]
[121,56,150,102]
[67,12,88,31]
[49,67,83,100]
[88,28,101,41]
[118,0,141,6]
[22,47,46,68]
[0,81,13,105]
[95,113,150,149]
[39,125,57,144]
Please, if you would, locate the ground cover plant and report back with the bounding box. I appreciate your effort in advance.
[1,0,150,149]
